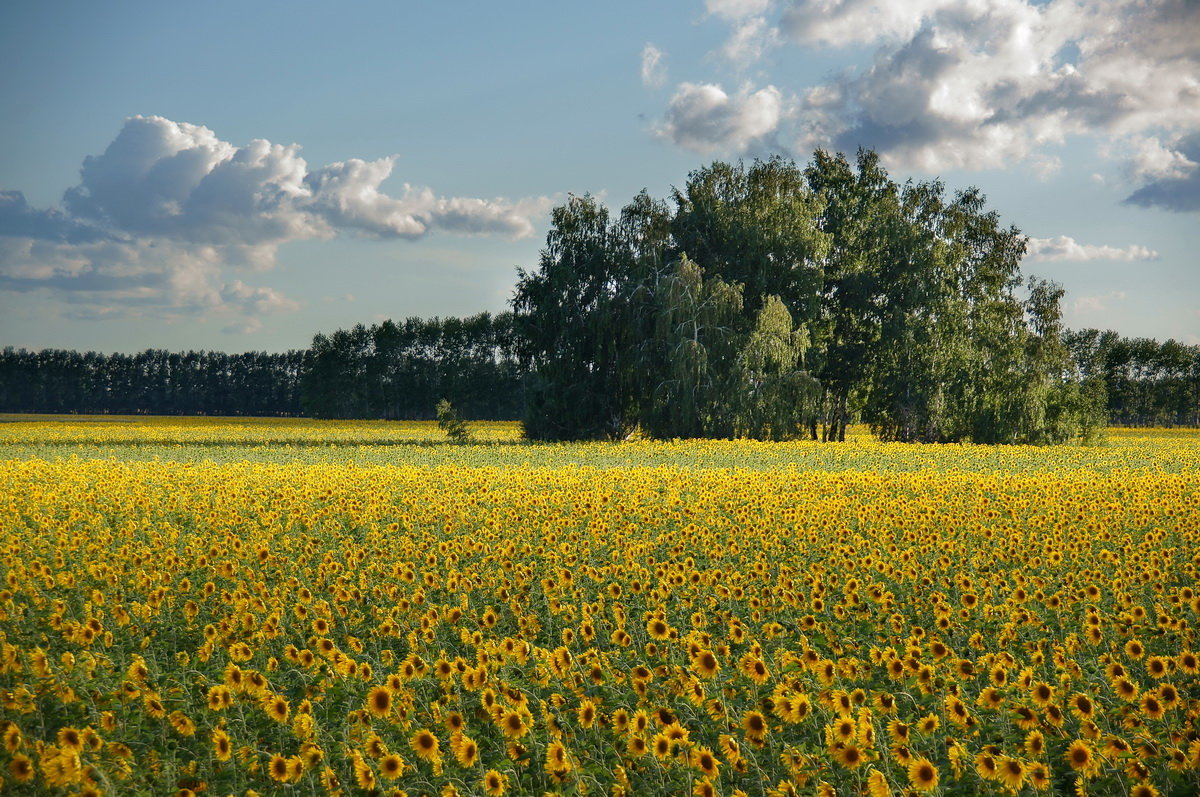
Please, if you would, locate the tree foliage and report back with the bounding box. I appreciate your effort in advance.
[511,150,1111,443]
[300,313,521,420]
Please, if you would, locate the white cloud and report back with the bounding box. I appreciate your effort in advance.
[1025,236,1159,262]
[706,0,772,20]
[1121,133,1200,211]
[664,1,1200,177]
[1125,136,1198,182]
[719,16,780,66]
[1,115,553,323]
[656,82,784,153]
[641,43,667,88]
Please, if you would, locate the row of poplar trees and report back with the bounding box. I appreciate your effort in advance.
[513,151,1105,443]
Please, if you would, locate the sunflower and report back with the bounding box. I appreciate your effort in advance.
[268,753,292,783]
[652,732,673,760]
[831,717,857,742]
[1146,656,1171,679]
[996,757,1025,790]
[452,733,479,768]
[867,769,890,797]
[647,617,671,641]
[207,685,232,711]
[1130,785,1161,797]
[1030,681,1054,707]
[831,742,865,770]
[444,710,466,733]
[212,728,232,761]
[379,753,405,779]
[742,710,768,741]
[1013,705,1039,730]
[1102,735,1132,759]
[1113,677,1140,702]
[263,695,289,724]
[482,769,508,796]
[740,654,770,685]
[691,746,720,778]
[975,749,999,781]
[1024,729,1045,757]
[8,754,34,783]
[1065,739,1097,774]
[908,756,939,792]
[1069,692,1095,720]
[577,699,597,729]
[499,710,528,739]
[366,686,392,718]
[169,710,196,737]
[627,736,648,757]
[545,739,572,772]
[692,649,719,679]
[1157,683,1180,709]
[1140,692,1165,720]
[1021,761,1049,790]
[410,729,441,763]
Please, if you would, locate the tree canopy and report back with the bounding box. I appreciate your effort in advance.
[512,151,1108,443]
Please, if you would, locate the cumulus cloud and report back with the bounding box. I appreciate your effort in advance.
[719,16,780,66]
[641,43,666,88]
[1025,236,1159,262]
[660,0,1200,181]
[1123,133,1200,212]
[657,82,784,153]
[2,115,552,326]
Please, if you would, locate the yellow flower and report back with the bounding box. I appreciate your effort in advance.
[907,756,938,792]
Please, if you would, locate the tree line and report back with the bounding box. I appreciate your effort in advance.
[0,348,308,416]
[1,326,1195,428]
[0,314,522,420]
[1,153,1196,434]
[1065,330,1200,427]
[299,313,522,420]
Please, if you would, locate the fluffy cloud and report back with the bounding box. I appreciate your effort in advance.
[662,0,1200,183]
[657,83,784,153]
[1123,134,1200,212]
[641,43,666,88]
[719,16,780,66]
[2,116,551,328]
[1025,236,1159,262]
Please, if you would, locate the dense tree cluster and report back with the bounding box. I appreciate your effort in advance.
[0,348,307,416]
[514,152,1110,443]
[299,313,522,420]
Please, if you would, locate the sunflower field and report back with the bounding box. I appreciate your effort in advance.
[1,417,1198,796]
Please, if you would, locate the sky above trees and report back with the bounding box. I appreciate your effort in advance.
[1,0,1197,353]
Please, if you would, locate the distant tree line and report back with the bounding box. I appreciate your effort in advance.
[0,314,522,419]
[1065,330,1200,427]
[0,348,307,416]
[299,313,522,420]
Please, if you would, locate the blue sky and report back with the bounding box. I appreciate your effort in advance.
[2,0,1197,353]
